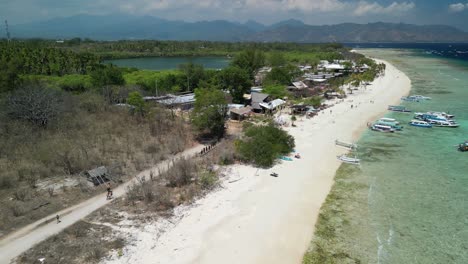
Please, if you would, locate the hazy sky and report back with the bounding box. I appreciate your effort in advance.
[1,0,467,30]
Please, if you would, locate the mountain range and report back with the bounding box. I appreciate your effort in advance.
[9,15,468,43]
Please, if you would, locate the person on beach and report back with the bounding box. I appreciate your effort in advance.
[56,214,61,224]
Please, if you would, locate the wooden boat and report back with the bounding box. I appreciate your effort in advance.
[388,105,412,113]
[335,140,358,150]
[370,124,395,133]
[409,120,432,128]
[337,155,360,165]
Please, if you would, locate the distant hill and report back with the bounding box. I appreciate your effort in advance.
[10,15,468,43]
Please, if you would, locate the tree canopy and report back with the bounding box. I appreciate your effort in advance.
[236,124,295,167]
[231,49,266,77]
[217,66,252,103]
[90,65,125,87]
[191,87,227,138]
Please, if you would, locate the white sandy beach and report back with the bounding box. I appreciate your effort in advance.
[103,59,411,264]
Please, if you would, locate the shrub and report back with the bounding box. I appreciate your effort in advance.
[164,158,196,188]
[0,173,16,189]
[199,171,218,190]
[236,124,295,168]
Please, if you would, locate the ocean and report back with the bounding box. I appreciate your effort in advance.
[306,45,468,264]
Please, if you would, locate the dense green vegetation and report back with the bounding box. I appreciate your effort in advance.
[191,87,228,138]
[0,42,100,77]
[236,124,295,167]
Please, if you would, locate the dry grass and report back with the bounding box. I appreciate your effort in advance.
[16,220,125,264]
[16,139,237,264]
[0,93,193,238]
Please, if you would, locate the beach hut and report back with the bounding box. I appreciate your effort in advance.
[250,92,270,112]
[84,166,110,186]
[230,106,252,121]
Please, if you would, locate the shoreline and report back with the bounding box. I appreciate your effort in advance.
[104,58,412,264]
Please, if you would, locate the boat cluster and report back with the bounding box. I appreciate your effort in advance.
[335,140,360,165]
[401,95,432,102]
[412,112,459,128]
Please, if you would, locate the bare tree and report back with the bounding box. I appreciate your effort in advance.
[6,84,63,127]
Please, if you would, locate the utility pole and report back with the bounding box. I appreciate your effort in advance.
[5,20,11,42]
[155,79,159,97]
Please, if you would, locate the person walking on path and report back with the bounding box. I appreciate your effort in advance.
[106,182,113,200]
[56,215,61,224]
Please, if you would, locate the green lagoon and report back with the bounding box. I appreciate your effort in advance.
[306,49,468,264]
[104,56,231,70]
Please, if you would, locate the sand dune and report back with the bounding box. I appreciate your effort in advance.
[104,59,411,264]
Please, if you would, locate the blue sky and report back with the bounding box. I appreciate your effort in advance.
[1,0,467,30]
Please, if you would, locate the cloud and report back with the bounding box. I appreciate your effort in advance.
[353,1,415,16]
[448,3,467,12]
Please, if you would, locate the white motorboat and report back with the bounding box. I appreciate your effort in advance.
[370,124,396,133]
[379,117,400,124]
[431,120,460,128]
[337,155,360,165]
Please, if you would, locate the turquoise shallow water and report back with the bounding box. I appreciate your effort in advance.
[347,49,468,264]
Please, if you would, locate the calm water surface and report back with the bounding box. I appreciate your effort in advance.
[105,56,230,70]
[332,48,468,264]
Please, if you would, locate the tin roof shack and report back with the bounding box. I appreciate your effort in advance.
[250,92,271,112]
[230,106,252,121]
[145,93,195,110]
[84,166,110,186]
[260,99,286,113]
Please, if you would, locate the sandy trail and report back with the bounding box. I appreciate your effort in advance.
[0,145,204,264]
[103,59,411,264]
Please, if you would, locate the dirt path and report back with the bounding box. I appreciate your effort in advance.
[0,145,204,264]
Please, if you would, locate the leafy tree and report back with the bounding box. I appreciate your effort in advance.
[0,57,21,93]
[217,66,252,103]
[268,52,286,67]
[264,67,291,85]
[127,91,146,116]
[191,87,227,138]
[263,84,288,99]
[236,124,295,167]
[231,49,265,77]
[91,65,125,87]
[179,62,205,91]
[264,64,301,86]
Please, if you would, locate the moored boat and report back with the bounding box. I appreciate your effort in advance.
[335,140,358,150]
[401,96,420,102]
[412,95,432,100]
[409,120,432,128]
[379,117,399,124]
[375,120,403,130]
[370,124,396,133]
[388,105,412,113]
[337,155,360,165]
[428,111,455,119]
[430,120,460,128]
